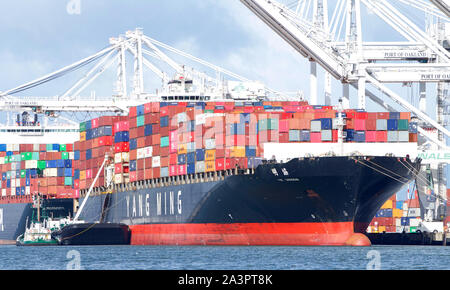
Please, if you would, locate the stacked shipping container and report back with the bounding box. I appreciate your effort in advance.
[367,188,423,233]
[0,143,76,201]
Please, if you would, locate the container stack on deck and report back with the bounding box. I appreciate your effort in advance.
[0,143,76,202]
[0,101,421,229]
[75,116,125,192]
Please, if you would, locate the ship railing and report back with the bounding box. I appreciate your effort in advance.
[79,167,257,198]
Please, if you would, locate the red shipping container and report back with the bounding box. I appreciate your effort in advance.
[152,168,160,178]
[160,157,169,167]
[409,133,418,142]
[367,112,378,119]
[365,131,377,142]
[376,131,387,142]
[376,112,390,119]
[346,118,355,129]
[144,103,152,114]
[91,118,99,129]
[137,159,145,170]
[115,164,123,174]
[137,170,144,181]
[169,154,177,165]
[169,165,178,176]
[145,158,152,169]
[365,119,377,131]
[130,171,137,182]
[98,136,112,147]
[129,106,137,118]
[310,132,321,143]
[178,164,186,175]
[215,158,225,170]
[355,119,366,131]
[145,168,153,180]
[355,112,368,119]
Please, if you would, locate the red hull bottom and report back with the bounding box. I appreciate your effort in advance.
[130,222,371,246]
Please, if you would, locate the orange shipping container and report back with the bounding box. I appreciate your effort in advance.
[205,150,216,161]
[205,161,215,172]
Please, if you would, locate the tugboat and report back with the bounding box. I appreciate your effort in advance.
[16,194,60,246]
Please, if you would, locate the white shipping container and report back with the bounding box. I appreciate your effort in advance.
[6,144,13,151]
[11,179,15,188]
[69,152,75,160]
[402,203,409,211]
[409,218,421,227]
[1,189,5,197]
[395,218,402,227]
[196,161,205,173]
[137,148,145,159]
[25,160,38,169]
[114,153,122,163]
[121,152,129,162]
[11,187,15,196]
[16,179,21,187]
[152,156,161,168]
[144,146,153,158]
[114,174,123,184]
[205,139,216,150]
[0,157,4,165]
[26,186,30,195]
[408,208,421,217]
[13,144,19,151]
[310,120,321,132]
[44,168,58,177]
[33,144,40,152]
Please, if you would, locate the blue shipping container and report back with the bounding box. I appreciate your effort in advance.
[320,118,332,130]
[196,149,205,161]
[354,131,366,142]
[387,119,398,131]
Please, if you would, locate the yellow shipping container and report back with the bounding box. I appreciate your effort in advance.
[205,150,216,161]
[80,170,86,181]
[230,146,246,158]
[205,161,215,172]
[178,144,187,155]
[393,208,403,218]
[80,131,86,142]
[381,200,393,209]
[378,226,386,233]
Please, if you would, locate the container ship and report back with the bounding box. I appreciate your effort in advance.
[74,93,422,246]
[0,85,422,246]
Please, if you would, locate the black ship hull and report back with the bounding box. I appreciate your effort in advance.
[52,223,131,245]
[78,156,420,246]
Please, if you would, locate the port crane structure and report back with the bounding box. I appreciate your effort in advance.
[239,0,449,221]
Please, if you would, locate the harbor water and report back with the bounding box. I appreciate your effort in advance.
[1,245,449,270]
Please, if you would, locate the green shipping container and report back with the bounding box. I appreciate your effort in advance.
[20,170,26,178]
[160,136,169,147]
[80,122,86,132]
[60,144,67,152]
[4,156,10,163]
[409,226,417,233]
[64,177,73,186]
[137,115,145,127]
[21,152,32,161]
[398,119,409,131]
[61,152,69,160]
[37,160,46,170]
[204,110,214,114]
